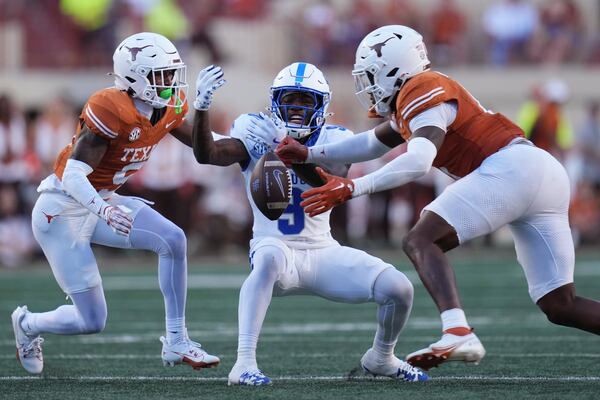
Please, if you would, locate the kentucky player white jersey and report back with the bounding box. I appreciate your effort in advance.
[231,113,353,248]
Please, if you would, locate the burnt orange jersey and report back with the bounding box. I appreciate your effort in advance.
[393,71,523,178]
[54,88,188,194]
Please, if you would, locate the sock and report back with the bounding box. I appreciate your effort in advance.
[166,317,185,344]
[372,338,395,363]
[236,332,258,368]
[441,308,470,333]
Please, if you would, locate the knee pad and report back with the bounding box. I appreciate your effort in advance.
[373,269,414,306]
[82,315,106,334]
[251,246,287,279]
[160,225,187,258]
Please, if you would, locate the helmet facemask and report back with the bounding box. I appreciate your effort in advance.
[352,59,401,117]
[144,64,187,109]
[270,87,328,140]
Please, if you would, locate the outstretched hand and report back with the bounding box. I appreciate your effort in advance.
[193,65,226,111]
[300,167,354,217]
[275,136,308,167]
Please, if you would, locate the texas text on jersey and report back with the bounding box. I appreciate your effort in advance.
[54,88,188,195]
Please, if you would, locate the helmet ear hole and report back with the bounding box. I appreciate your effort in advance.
[386,68,399,77]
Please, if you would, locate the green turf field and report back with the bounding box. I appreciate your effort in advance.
[1,249,599,399]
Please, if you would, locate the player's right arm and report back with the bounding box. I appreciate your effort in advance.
[191,66,287,167]
[275,120,403,166]
[61,123,132,236]
[191,109,249,166]
[70,124,110,168]
[190,65,250,166]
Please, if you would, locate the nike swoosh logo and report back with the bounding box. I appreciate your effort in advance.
[428,337,473,355]
[165,120,176,129]
[333,183,345,190]
[273,138,281,144]
[272,169,286,196]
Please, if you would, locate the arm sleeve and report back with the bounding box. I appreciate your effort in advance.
[62,159,111,218]
[352,137,437,197]
[306,129,392,164]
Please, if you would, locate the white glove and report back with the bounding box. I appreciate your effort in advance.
[193,65,226,111]
[99,205,133,237]
[246,112,287,150]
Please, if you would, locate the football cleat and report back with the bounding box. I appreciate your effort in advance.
[12,306,44,374]
[405,331,486,370]
[160,336,220,370]
[360,348,428,382]
[228,364,272,386]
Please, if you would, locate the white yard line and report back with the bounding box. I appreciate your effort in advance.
[1,353,600,360]
[0,327,597,346]
[0,375,599,382]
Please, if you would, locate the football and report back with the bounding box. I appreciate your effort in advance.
[250,152,292,220]
[290,163,326,187]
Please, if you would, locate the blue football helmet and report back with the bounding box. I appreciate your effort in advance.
[269,62,331,140]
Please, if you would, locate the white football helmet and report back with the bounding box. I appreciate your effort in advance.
[270,62,331,140]
[112,32,187,109]
[353,25,430,117]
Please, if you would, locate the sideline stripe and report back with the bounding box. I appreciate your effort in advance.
[1,375,599,382]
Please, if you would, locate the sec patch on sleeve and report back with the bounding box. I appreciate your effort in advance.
[250,152,292,220]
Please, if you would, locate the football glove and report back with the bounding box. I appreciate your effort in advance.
[246,112,287,151]
[194,65,226,111]
[275,136,308,167]
[300,167,354,217]
[99,205,133,236]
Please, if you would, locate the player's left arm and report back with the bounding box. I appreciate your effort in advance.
[276,120,401,166]
[350,126,443,197]
[300,103,451,217]
[299,129,441,216]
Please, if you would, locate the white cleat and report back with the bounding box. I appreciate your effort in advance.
[12,306,44,374]
[406,331,486,370]
[228,363,272,386]
[360,349,428,382]
[160,336,220,370]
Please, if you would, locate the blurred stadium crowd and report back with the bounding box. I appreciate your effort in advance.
[1,0,600,267]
